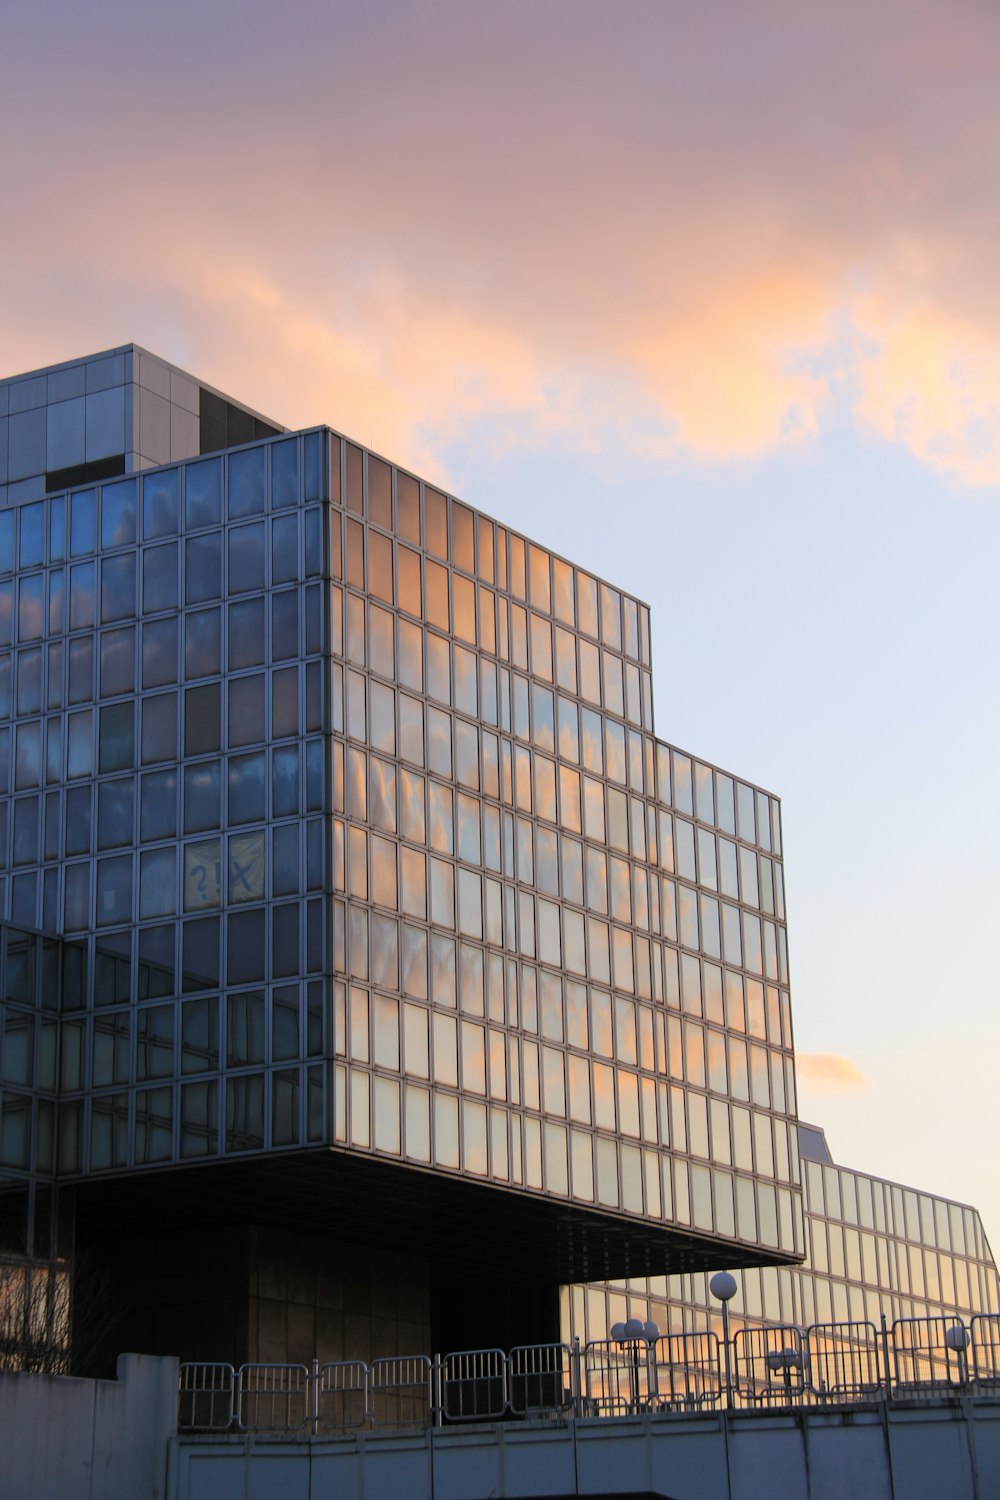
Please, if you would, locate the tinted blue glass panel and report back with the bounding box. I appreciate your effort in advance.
[142,469,180,541]
[185,534,222,604]
[272,745,299,817]
[69,563,95,631]
[228,752,266,824]
[228,524,265,594]
[101,555,136,623]
[97,779,134,848]
[228,448,266,518]
[70,490,96,557]
[99,702,134,773]
[271,439,298,510]
[140,767,178,841]
[143,542,178,614]
[0,511,14,573]
[184,761,221,833]
[271,515,298,583]
[49,496,65,562]
[304,432,322,503]
[102,479,137,549]
[19,503,45,568]
[185,458,222,530]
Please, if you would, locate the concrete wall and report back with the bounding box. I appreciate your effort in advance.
[169,1402,1000,1500]
[0,1352,177,1500]
[3,1354,999,1500]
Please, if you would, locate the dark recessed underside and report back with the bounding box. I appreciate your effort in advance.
[72,1149,800,1283]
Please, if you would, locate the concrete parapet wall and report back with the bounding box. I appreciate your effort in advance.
[3,1356,999,1500]
[0,1352,178,1500]
[169,1401,1000,1500]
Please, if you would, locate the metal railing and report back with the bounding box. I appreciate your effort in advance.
[177,1314,1000,1433]
[508,1342,575,1416]
[369,1355,434,1428]
[318,1360,367,1431]
[806,1322,882,1401]
[971,1313,1000,1390]
[178,1362,235,1431]
[441,1348,507,1421]
[649,1332,724,1411]
[237,1363,310,1431]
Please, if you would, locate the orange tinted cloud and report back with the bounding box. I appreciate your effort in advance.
[3,0,1000,483]
[796,1054,869,1094]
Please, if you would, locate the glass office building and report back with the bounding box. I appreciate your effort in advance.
[0,347,994,1373]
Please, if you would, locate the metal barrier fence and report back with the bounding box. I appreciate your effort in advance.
[584,1337,654,1416]
[177,1362,234,1431]
[650,1332,724,1410]
[508,1342,574,1416]
[369,1355,433,1427]
[806,1322,882,1401]
[177,1315,1000,1432]
[318,1360,367,1431]
[733,1324,805,1407]
[237,1363,310,1431]
[971,1314,1000,1390]
[442,1349,507,1421]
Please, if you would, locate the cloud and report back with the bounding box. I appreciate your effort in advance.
[795,1053,869,1094]
[3,0,1000,484]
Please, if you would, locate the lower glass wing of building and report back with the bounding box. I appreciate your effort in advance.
[564,1121,1000,1345]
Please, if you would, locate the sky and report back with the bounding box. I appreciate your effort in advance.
[1,1,998,1250]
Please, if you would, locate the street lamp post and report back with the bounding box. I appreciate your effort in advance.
[611,1317,660,1411]
[710,1271,738,1408]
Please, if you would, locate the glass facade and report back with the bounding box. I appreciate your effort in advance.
[325,434,799,1261]
[1,346,994,1372]
[0,439,328,1189]
[565,1129,1000,1344]
[0,417,800,1274]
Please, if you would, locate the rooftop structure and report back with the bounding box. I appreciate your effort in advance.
[0,345,281,506]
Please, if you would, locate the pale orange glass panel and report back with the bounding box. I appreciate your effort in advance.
[593,1061,616,1130]
[425,488,448,560]
[403,1003,429,1078]
[371,834,398,910]
[433,1012,458,1087]
[461,1020,487,1095]
[398,546,422,617]
[425,560,450,632]
[453,574,476,645]
[477,517,495,583]
[400,846,426,919]
[434,1093,459,1168]
[463,1100,488,1175]
[397,619,423,694]
[373,1076,400,1154]
[373,994,400,1071]
[577,572,598,636]
[568,1055,591,1124]
[555,627,576,693]
[552,557,574,625]
[349,987,369,1062]
[452,502,475,573]
[528,545,550,614]
[396,473,420,546]
[369,529,393,604]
